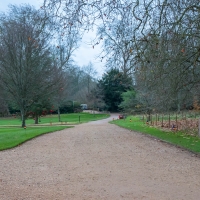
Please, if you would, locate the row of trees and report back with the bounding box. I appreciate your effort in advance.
[36,0,200,114]
[94,0,200,113]
[0,5,98,126]
[1,1,200,125]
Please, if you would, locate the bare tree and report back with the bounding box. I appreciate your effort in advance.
[0,5,61,127]
[82,62,97,93]
[41,0,200,112]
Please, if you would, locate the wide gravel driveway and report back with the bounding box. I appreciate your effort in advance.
[1,114,200,200]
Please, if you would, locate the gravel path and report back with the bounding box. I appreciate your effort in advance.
[1,114,200,200]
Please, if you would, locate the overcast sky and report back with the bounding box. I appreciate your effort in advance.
[0,0,105,77]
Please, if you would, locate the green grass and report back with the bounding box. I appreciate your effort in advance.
[47,113,109,124]
[0,113,109,151]
[111,116,200,153]
[0,126,69,151]
[0,113,109,126]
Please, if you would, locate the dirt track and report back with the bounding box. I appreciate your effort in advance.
[1,114,200,200]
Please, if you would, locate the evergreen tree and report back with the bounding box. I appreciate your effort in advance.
[98,68,132,112]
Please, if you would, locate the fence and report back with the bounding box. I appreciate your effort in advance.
[142,112,200,137]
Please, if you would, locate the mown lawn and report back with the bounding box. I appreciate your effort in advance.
[0,126,69,151]
[0,113,110,126]
[111,115,200,153]
[0,113,110,151]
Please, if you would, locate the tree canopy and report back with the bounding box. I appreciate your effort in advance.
[0,0,200,120]
[97,68,132,112]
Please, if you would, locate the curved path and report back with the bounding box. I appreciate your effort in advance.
[1,114,200,200]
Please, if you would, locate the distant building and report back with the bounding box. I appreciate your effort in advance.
[80,104,88,110]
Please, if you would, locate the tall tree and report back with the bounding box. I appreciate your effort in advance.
[0,5,59,127]
[41,0,200,112]
[98,68,132,112]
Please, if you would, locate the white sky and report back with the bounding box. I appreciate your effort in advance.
[0,0,105,77]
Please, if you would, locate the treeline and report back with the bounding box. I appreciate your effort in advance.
[94,0,200,114]
[1,1,200,126]
[0,5,97,126]
[88,0,200,114]
[42,0,200,114]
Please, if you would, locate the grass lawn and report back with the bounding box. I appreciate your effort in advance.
[111,115,200,153]
[0,112,110,126]
[44,113,109,124]
[0,126,70,151]
[0,113,109,151]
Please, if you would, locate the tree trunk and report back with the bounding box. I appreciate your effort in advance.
[21,110,26,128]
[147,110,151,122]
[35,115,39,124]
[58,107,61,122]
[177,103,181,113]
[198,119,200,137]
[168,113,171,128]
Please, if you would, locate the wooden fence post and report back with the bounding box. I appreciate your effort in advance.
[156,114,157,126]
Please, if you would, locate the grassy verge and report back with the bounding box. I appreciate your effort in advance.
[0,126,70,151]
[0,113,109,126]
[48,113,109,124]
[111,115,200,153]
[0,113,110,151]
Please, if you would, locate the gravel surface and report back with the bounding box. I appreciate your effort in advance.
[1,114,200,200]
